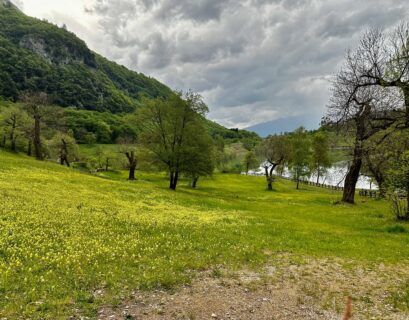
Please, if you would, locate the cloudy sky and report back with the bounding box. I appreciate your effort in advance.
[15,0,409,129]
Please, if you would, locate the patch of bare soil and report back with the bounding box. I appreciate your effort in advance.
[97,256,409,320]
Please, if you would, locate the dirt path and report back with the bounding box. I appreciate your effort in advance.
[97,256,409,319]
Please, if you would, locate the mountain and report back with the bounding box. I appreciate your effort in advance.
[0,1,260,145]
[245,115,320,137]
[0,1,171,113]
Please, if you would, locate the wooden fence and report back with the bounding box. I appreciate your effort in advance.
[277,175,381,199]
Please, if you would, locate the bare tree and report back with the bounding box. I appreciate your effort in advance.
[125,150,137,180]
[118,138,138,181]
[326,44,398,203]
[353,25,409,128]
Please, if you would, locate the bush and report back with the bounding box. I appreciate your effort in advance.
[391,194,409,221]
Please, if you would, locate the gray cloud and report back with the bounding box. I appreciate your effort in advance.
[83,0,409,128]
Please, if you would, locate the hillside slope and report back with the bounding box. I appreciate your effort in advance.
[0,1,171,113]
[1,150,409,318]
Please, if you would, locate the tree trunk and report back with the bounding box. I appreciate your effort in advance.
[105,158,109,171]
[60,139,70,167]
[125,151,137,180]
[267,176,273,190]
[404,88,409,128]
[406,180,409,217]
[192,176,199,188]
[342,104,369,204]
[27,140,32,156]
[374,175,386,198]
[169,172,175,189]
[266,164,277,191]
[296,178,300,190]
[316,167,320,184]
[172,171,179,190]
[1,134,6,148]
[128,164,136,180]
[9,117,16,151]
[60,155,70,167]
[10,138,16,152]
[33,108,42,160]
[169,171,179,190]
[342,143,363,204]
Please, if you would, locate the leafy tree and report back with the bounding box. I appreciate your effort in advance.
[243,150,259,175]
[310,131,331,184]
[289,127,311,190]
[388,151,409,220]
[184,134,215,188]
[93,145,117,172]
[256,135,290,190]
[47,132,78,166]
[136,91,210,190]
[362,129,409,197]
[84,132,97,145]
[0,105,30,151]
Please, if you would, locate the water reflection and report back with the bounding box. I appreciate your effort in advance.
[247,162,377,190]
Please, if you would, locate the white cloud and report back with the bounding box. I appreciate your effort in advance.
[18,0,409,128]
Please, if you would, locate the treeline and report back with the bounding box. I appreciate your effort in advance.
[0,90,261,190]
[242,128,332,190]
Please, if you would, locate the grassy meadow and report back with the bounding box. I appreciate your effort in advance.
[1,150,409,318]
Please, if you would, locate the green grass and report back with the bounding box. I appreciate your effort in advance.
[0,150,408,318]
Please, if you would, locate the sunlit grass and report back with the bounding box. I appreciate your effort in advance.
[0,150,408,318]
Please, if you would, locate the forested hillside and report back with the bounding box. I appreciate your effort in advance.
[0,0,170,113]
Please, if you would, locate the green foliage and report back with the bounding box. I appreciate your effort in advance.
[136,92,213,188]
[216,142,248,173]
[388,151,409,219]
[243,150,259,174]
[63,108,137,144]
[77,144,125,171]
[257,134,290,167]
[289,127,312,188]
[183,133,215,185]
[0,104,31,150]
[388,151,409,192]
[310,131,331,181]
[46,132,79,163]
[0,4,171,112]
[205,120,261,145]
[386,225,407,234]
